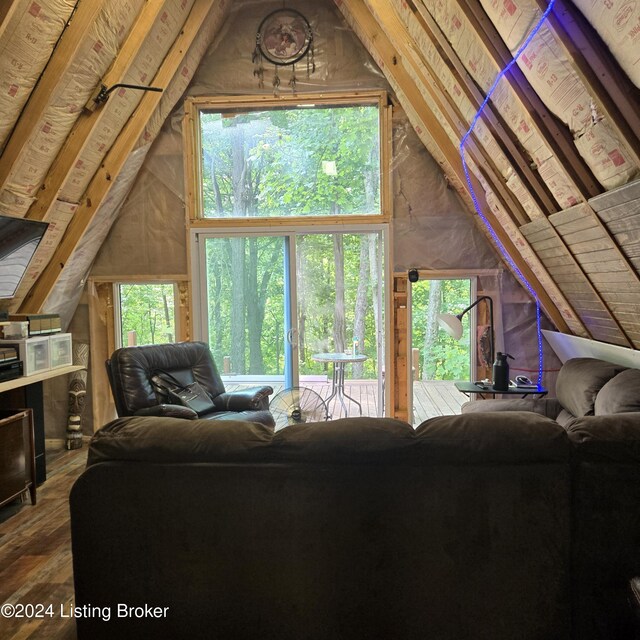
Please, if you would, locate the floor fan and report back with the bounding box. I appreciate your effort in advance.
[269,386,329,430]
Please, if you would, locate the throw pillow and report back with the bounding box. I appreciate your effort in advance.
[556,358,627,417]
[594,368,640,415]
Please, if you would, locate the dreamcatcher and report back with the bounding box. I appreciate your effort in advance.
[252,8,315,95]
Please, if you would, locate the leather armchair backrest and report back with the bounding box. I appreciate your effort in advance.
[107,342,226,416]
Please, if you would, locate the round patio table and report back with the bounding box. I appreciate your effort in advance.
[312,352,368,418]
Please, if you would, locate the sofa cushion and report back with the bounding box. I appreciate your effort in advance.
[88,416,416,467]
[415,411,570,463]
[564,413,640,462]
[556,358,627,417]
[461,398,563,419]
[270,417,416,463]
[594,368,640,415]
[87,416,274,466]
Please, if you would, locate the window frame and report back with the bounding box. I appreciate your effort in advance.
[113,280,181,349]
[183,91,392,227]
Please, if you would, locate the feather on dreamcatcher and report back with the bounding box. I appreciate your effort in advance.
[252,9,315,95]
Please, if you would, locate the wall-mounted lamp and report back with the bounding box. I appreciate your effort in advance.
[85,83,163,111]
[437,295,494,366]
[408,269,419,283]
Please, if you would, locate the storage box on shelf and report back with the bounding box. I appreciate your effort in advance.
[49,333,72,369]
[0,321,28,340]
[0,336,50,376]
[0,333,72,378]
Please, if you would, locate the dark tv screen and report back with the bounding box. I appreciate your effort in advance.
[0,214,49,299]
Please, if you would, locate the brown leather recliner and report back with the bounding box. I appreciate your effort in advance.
[105,341,274,428]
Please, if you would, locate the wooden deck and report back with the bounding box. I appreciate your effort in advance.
[227,379,465,426]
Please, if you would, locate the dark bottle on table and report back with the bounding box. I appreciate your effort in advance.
[492,352,514,391]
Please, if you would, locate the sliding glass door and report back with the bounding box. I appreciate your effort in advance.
[201,235,289,382]
[193,228,386,417]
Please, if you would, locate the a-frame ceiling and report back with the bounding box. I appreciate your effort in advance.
[0,0,639,348]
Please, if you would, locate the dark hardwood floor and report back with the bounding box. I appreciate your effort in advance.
[0,446,87,640]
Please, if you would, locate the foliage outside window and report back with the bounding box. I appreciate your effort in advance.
[197,101,382,218]
[411,279,471,381]
[117,283,176,347]
[204,232,381,379]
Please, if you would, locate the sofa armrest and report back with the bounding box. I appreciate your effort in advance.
[461,397,563,419]
[134,404,198,419]
[213,386,274,411]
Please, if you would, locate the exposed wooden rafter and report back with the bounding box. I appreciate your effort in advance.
[25,0,169,222]
[20,0,218,313]
[337,0,574,333]
[365,0,530,226]
[456,0,601,200]
[405,0,559,216]
[535,0,640,167]
[0,0,106,190]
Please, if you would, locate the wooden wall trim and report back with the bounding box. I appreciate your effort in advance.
[391,276,409,421]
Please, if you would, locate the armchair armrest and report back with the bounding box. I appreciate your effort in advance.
[134,404,198,419]
[213,386,273,411]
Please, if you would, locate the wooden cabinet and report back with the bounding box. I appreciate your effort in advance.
[0,409,36,508]
[0,364,84,485]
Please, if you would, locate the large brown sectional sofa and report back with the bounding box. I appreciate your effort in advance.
[69,358,640,639]
[462,357,640,639]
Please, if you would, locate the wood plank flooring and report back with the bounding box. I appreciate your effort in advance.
[0,447,86,640]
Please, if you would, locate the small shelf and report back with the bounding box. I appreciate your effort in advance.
[0,364,84,394]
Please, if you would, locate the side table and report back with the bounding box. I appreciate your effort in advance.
[312,352,368,418]
[454,381,548,400]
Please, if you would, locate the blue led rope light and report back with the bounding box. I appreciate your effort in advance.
[459,0,556,387]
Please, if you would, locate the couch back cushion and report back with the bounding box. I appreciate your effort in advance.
[556,358,626,417]
[88,413,570,467]
[594,368,640,415]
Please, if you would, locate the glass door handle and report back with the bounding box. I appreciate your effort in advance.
[287,328,298,348]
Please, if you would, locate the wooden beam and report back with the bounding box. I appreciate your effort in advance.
[456,0,600,199]
[391,276,409,421]
[0,0,21,39]
[406,0,559,216]
[337,0,572,333]
[365,0,530,226]
[20,0,217,312]
[0,0,105,189]
[25,0,168,222]
[535,0,640,167]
